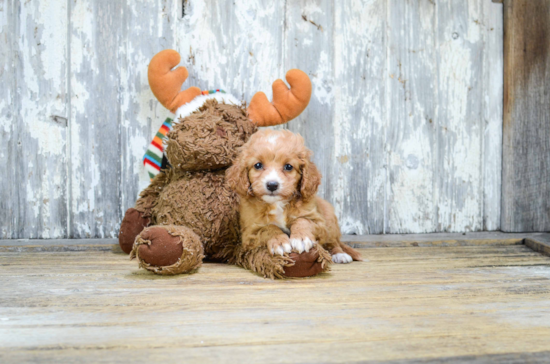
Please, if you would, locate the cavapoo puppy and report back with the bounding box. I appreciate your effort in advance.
[226,129,361,264]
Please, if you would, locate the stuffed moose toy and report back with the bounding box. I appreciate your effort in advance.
[118,49,331,278]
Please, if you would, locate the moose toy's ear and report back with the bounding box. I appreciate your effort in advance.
[247,69,312,127]
[148,49,202,113]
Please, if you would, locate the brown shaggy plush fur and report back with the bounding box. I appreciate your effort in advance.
[166,101,256,171]
[152,168,240,258]
[135,171,169,219]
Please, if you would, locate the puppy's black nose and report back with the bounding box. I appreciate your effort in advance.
[266,181,279,192]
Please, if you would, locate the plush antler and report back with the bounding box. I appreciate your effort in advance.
[247,69,312,126]
[148,49,202,113]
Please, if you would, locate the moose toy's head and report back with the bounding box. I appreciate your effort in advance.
[147,49,312,172]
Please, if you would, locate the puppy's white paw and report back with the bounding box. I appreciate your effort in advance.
[268,235,290,256]
[332,253,353,264]
[290,237,316,253]
[290,238,304,253]
[302,237,315,252]
[271,245,285,256]
[282,242,292,253]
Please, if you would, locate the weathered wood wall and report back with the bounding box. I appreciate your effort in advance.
[502,0,550,232]
[0,0,504,238]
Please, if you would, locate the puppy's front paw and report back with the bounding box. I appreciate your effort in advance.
[332,252,353,264]
[267,235,291,256]
[289,235,317,254]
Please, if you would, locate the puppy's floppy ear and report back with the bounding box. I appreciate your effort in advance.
[226,154,250,196]
[299,153,322,200]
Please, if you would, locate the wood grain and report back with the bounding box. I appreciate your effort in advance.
[0,0,16,238]
[176,0,286,102]
[331,0,387,234]
[482,0,503,231]
[502,0,550,232]
[386,0,504,234]
[525,235,550,257]
[386,0,437,233]
[4,231,550,252]
[436,0,484,232]
[0,0,68,238]
[1,246,550,363]
[68,1,123,238]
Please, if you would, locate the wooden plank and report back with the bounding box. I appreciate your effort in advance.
[342,231,545,248]
[0,238,118,252]
[0,0,68,239]
[502,0,550,232]
[397,352,550,364]
[481,0,503,231]
[329,0,386,234]
[0,0,15,238]
[3,349,550,364]
[386,0,437,233]
[524,234,550,257]
[175,0,285,103]
[285,0,334,202]
[5,232,550,251]
[69,1,124,238]
[119,0,179,212]
[1,246,550,363]
[386,0,503,234]
[435,0,484,232]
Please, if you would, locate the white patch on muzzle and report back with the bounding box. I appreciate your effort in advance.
[262,169,283,194]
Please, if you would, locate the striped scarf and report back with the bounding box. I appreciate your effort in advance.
[143,118,172,180]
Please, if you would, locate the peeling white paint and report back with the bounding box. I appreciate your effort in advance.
[1,0,69,238]
[177,0,284,102]
[339,216,365,236]
[313,51,332,106]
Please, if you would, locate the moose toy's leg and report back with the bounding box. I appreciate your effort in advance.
[118,173,169,254]
[131,225,204,275]
[118,208,150,254]
[228,243,331,279]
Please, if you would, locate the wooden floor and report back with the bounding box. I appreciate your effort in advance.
[2,243,550,363]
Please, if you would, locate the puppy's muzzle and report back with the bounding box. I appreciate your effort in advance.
[266,181,279,192]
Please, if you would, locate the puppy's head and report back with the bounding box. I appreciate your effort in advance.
[226,129,321,202]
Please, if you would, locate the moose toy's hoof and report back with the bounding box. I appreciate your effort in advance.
[118,208,150,254]
[130,225,204,275]
[283,247,331,278]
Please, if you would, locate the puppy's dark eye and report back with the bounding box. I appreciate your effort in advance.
[284,164,293,171]
[254,162,263,170]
